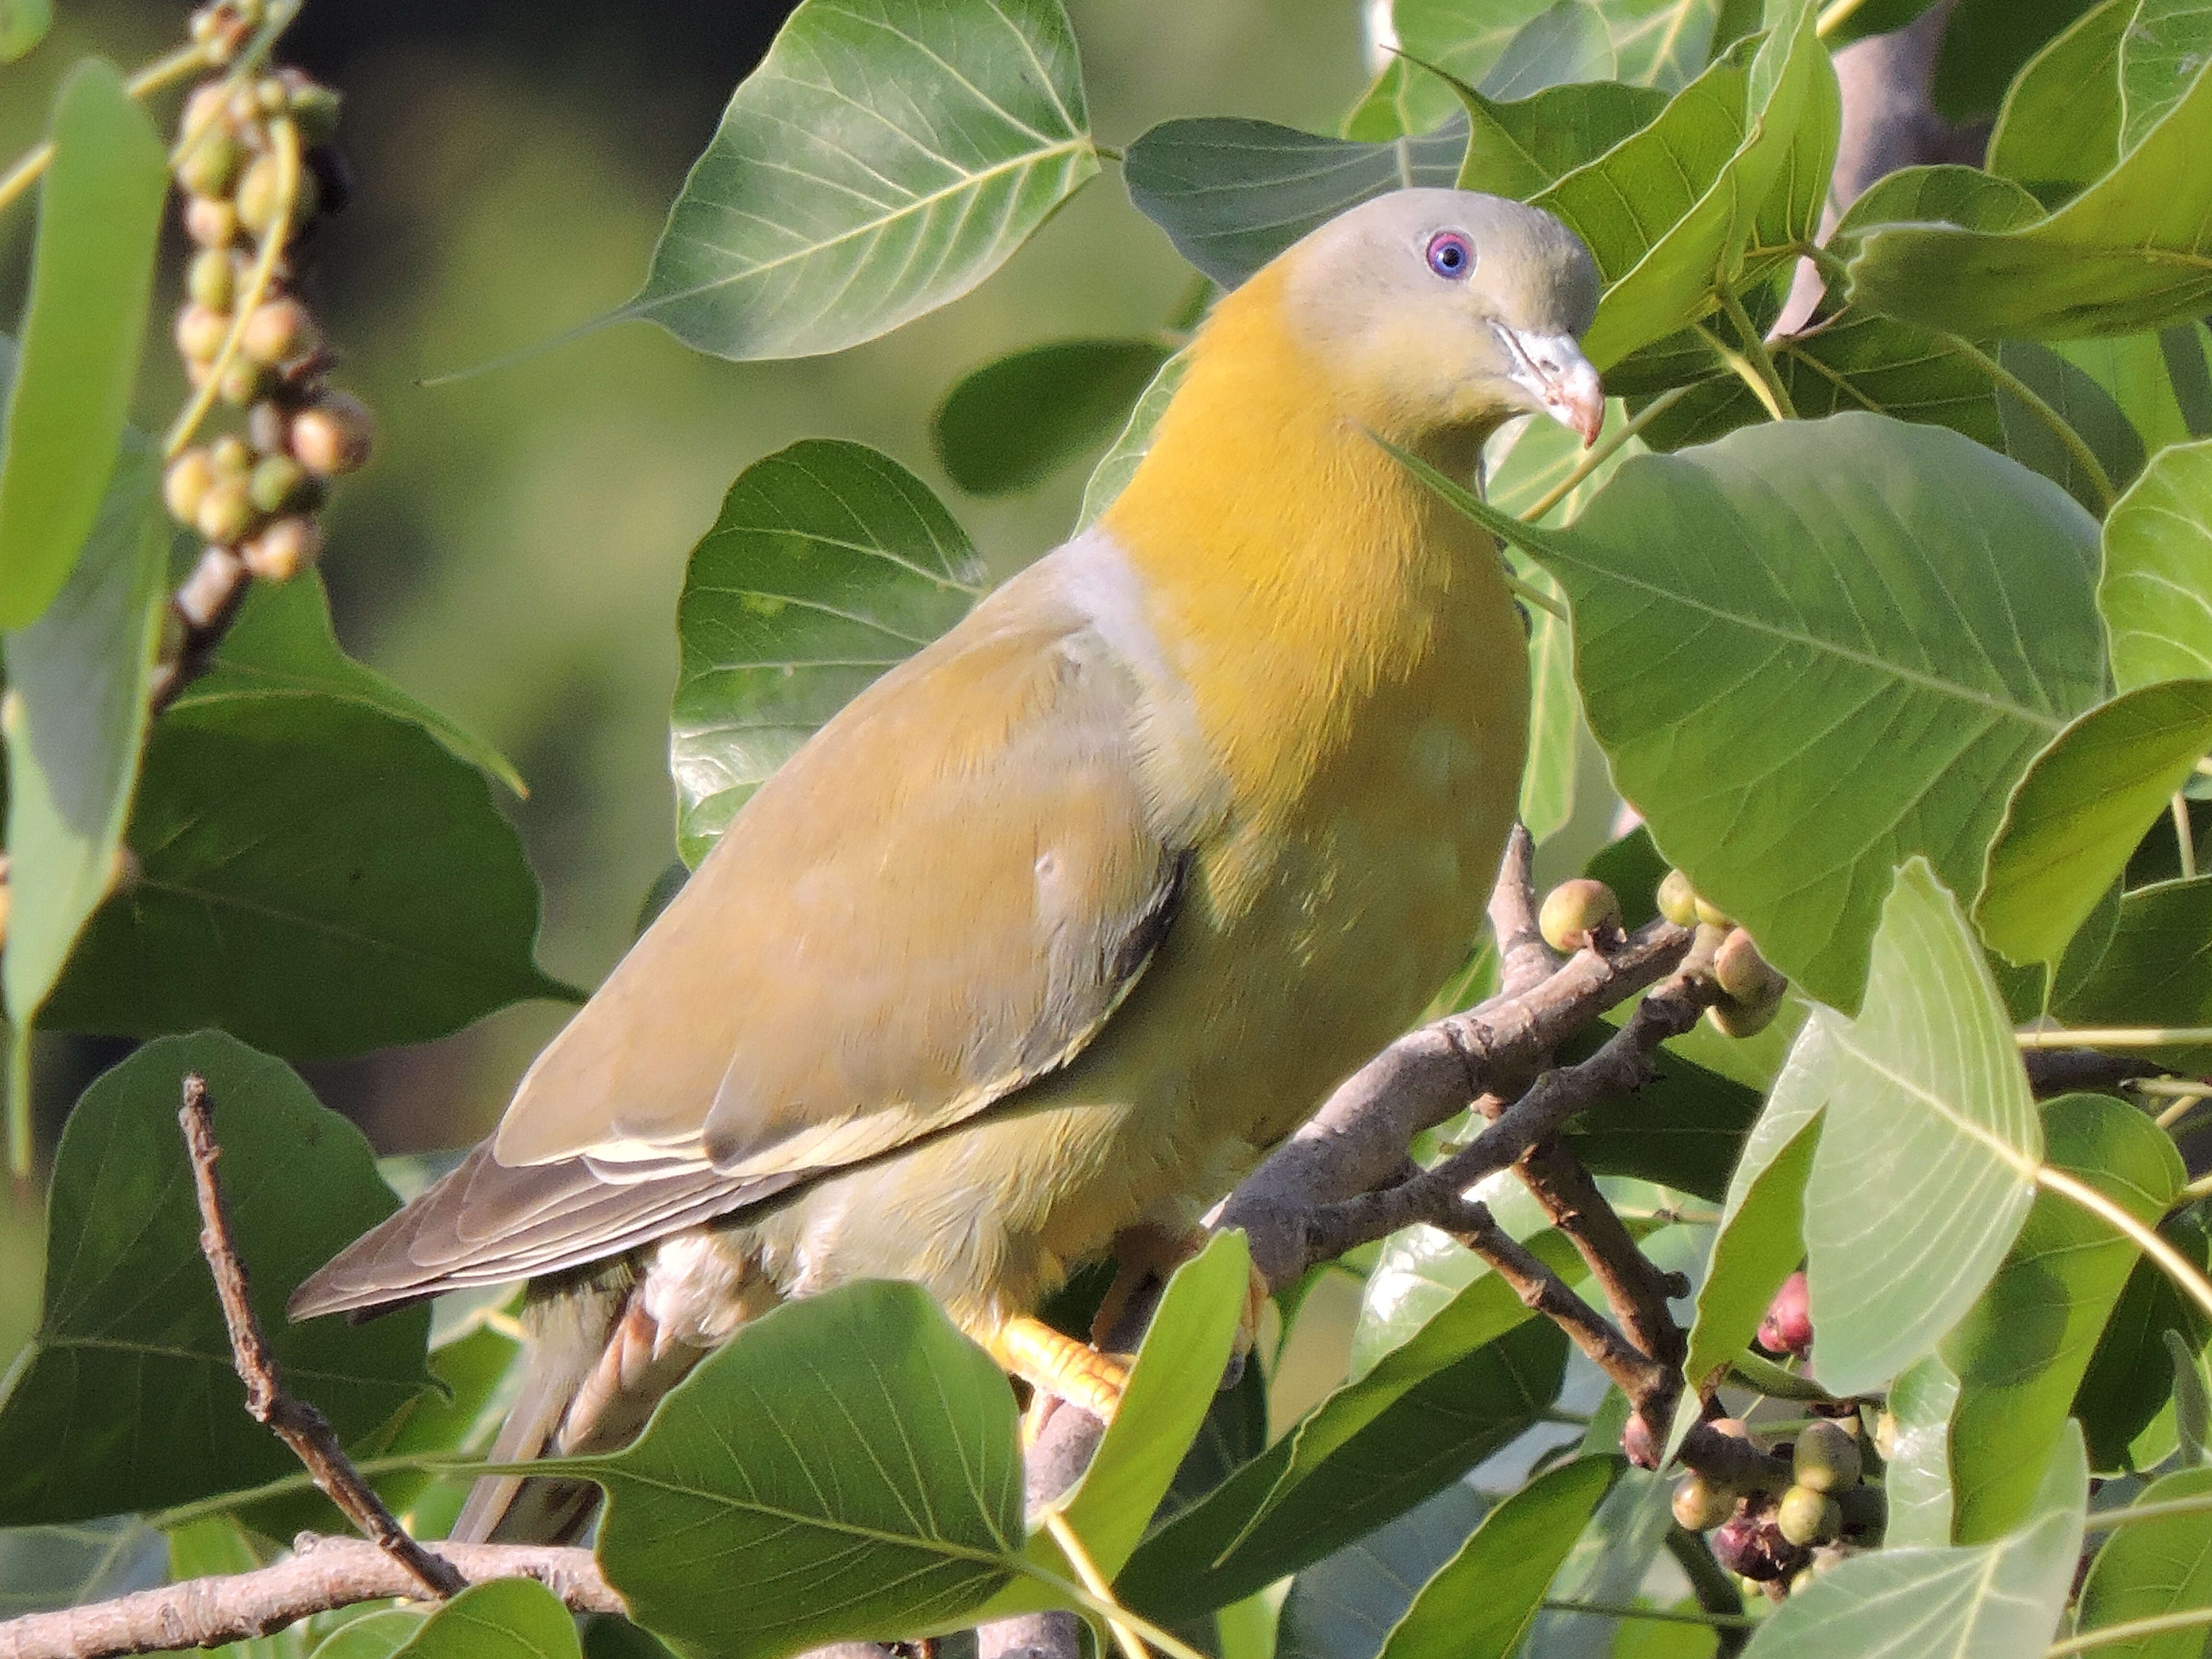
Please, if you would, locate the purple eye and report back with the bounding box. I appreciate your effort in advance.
[1426,231,1473,279]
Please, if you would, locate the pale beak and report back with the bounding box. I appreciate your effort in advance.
[1498,326,1605,446]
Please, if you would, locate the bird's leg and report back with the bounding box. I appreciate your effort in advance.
[1092,1224,1273,1366]
[987,1316,1132,1421]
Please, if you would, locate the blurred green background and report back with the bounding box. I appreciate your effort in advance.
[0,0,1370,1360]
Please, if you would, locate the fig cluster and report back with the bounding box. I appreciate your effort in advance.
[1672,1415,1881,1601]
[161,2,364,591]
[1656,868,1789,1037]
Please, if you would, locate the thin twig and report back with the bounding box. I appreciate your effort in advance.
[2047,1606,2212,1657]
[0,1538,617,1659]
[2021,1027,2212,1049]
[179,1075,467,1599]
[0,42,213,221]
[1691,323,1790,423]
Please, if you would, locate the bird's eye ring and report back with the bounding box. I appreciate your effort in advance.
[1426,231,1473,280]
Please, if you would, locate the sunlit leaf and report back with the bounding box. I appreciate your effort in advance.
[0,1033,432,1523]
[624,0,1097,360]
[2076,1467,2212,1658]
[390,1579,581,1659]
[2120,0,2212,153]
[671,440,985,862]
[2102,437,2212,690]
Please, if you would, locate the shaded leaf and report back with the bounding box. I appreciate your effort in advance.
[1559,1028,1766,1204]
[2076,1467,2212,1658]
[1944,1095,2183,1542]
[191,574,524,795]
[2120,0,2212,153]
[2103,437,2212,690]
[1830,163,2046,253]
[2170,1328,2212,1466]
[391,1578,580,1659]
[1479,2,1617,97]
[0,430,162,1027]
[1454,80,1670,198]
[167,1517,304,1659]
[0,1517,164,1617]
[1275,1480,1488,1659]
[2077,1210,2212,1472]
[1979,681,2212,970]
[39,693,571,1060]
[0,0,50,62]
[671,439,985,862]
[307,1610,428,1659]
[1803,861,2042,1398]
[1121,116,1465,291]
[1739,1425,2085,1657]
[1994,338,2149,508]
[1522,1467,1675,1658]
[1076,348,1186,529]
[0,59,166,630]
[933,338,1171,496]
[1932,0,2106,122]
[0,1033,432,1523]
[1377,1457,1618,1659]
[591,1281,1027,1659]
[1986,0,2128,204]
[1422,412,2108,1010]
[1884,1354,1962,1548]
[2055,875,2212,1040]
[625,0,1096,360]
[1343,0,1556,140]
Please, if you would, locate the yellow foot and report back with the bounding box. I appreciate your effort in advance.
[1089,1224,1274,1366]
[988,1315,1131,1422]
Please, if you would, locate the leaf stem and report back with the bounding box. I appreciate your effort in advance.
[0,40,215,220]
[2047,1606,2212,1655]
[1715,284,1797,419]
[1941,334,2118,512]
[2178,792,2199,878]
[2019,1028,2212,1048]
[1519,385,1688,525]
[2179,1169,2212,1203]
[2084,1490,2212,1530]
[2034,1162,2212,1326]
[1692,323,1790,423]
[1540,1599,1757,1629]
[1043,1512,1150,1659]
[1814,0,1876,36]
[166,114,299,458]
[147,1452,475,1529]
[2156,1093,2209,1130]
[1014,1552,1211,1659]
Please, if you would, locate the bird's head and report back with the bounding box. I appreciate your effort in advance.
[1277,188,1603,448]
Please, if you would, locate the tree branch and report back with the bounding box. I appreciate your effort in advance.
[179,1075,466,1600]
[0,1538,619,1659]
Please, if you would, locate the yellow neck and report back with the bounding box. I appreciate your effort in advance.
[1099,264,1516,815]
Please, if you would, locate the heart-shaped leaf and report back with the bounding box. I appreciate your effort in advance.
[933,338,1171,496]
[0,1032,432,1523]
[671,440,985,862]
[624,0,1097,360]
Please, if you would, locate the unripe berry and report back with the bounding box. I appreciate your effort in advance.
[163,449,215,525]
[247,399,290,454]
[180,82,230,140]
[1792,1419,1862,1493]
[240,297,317,366]
[1671,1473,1735,1532]
[241,514,321,581]
[1539,878,1623,953]
[209,434,254,477]
[236,153,317,237]
[248,452,308,514]
[1711,1513,1803,1582]
[1715,927,1788,1008]
[186,248,235,312]
[289,392,372,476]
[1775,1484,1841,1547]
[1621,1412,1656,1468]
[286,80,342,144]
[176,131,245,199]
[219,358,272,406]
[174,302,229,364]
[254,76,289,117]
[1758,1271,1813,1357]
[194,474,257,544]
[184,194,240,248]
[1657,868,1698,928]
[1694,894,1733,928]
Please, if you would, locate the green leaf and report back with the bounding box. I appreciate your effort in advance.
[1524,1466,1679,1652]
[1418,412,2108,1010]
[0,59,166,630]
[2103,437,2212,690]
[1343,0,1556,141]
[1121,117,1466,291]
[1979,681,2212,970]
[1819,0,1941,45]
[391,1579,581,1659]
[2076,1209,2212,1471]
[1803,860,2043,1398]
[670,439,985,863]
[0,1032,433,1523]
[1830,163,2047,252]
[308,1610,428,1659]
[1119,1315,1567,1622]
[1993,339,2150,508]
[2054,875,2212,1040]
[188,573,525,795]
[1478,2,1616,98]
[0,431,162,1027]
[1884,1354,1962,1548]
[1560,1025,1767,1202]
[1347,1185,1563,1380]
[982,1233,1251,1619]
[1375,1457,1618,1659]
[1275,1481,1487,1659]
[2076,1467,2212,1658]
[1454,80,1670,201]
[1739,1424,2086,1657]
[1535,4,1832,369]
[0,1517,164,1617]
[1944,1094,2184,1542]
[38,693,570,1060]
[1077,348,1186,529]
[1986,0,2128,204]
[1932,0,2106,123]
[590,1280,1027,1659]
[1849,47,2212,337]
[355,1321,521,1540]
[2169,1328,2212,1466]
[933,338,1171,497]
[0,0,50,62]
[624,0,1096,360]
[2121,0,2212,153]
[1669,1023,1824,1452]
